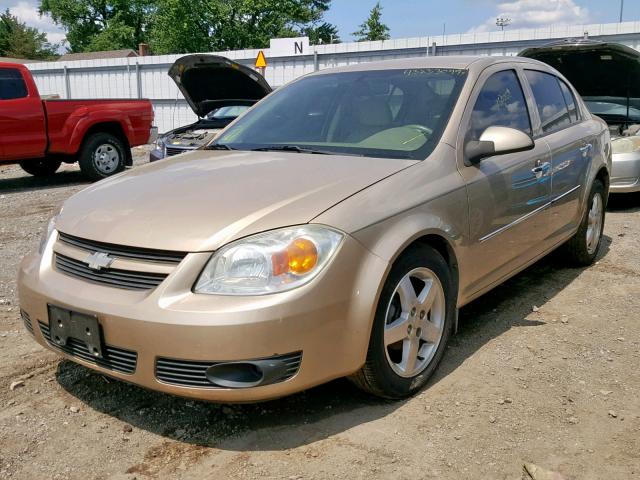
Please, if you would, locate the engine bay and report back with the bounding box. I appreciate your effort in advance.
[163,128,221,149]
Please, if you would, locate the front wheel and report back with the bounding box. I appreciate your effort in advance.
[562,179,606,266]
[350,244,455,399]
[78,132,127,181]
[19,159,61,177]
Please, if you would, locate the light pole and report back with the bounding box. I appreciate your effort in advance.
[496,17,512,31]
[619,0,624,23]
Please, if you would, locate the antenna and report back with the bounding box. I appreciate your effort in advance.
[496,17,512,31]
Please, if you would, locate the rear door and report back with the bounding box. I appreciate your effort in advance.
[0,66,47,161]
[523,69,591,236]
[458,66,553,293]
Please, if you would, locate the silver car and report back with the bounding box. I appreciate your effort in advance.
[521,39,640,193]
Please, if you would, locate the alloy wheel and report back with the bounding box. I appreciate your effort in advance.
[586,192,603,255]
[383,267,446,378]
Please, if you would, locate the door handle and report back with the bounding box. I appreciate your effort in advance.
[532,161,550,179]
[580,143,593,157]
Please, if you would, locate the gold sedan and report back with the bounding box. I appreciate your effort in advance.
[19,56,610,401]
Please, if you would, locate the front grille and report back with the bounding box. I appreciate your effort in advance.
[20,309,34,335]
[58,232,187,264]
[39,321,137,374]
[55,253,168,291]
[156,352,303,388]
[165,147,192,157]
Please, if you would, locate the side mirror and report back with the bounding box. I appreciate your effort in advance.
[465,126,534,165]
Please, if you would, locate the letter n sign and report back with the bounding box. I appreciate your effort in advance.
[269,37,310,57]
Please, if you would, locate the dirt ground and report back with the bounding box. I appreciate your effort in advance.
[1,148,639,480]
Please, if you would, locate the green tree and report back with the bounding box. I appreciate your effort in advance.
[39,0,155,52]
[149,0,339,54]
[304,21,340,45]
[352,2,390,42]
[0,9,58,59]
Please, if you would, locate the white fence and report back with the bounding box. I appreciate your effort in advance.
[26,21,640,134]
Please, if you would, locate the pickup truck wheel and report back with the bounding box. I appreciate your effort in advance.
[78,133,127,181]
[19,159,62,177]
[349,244,455,399]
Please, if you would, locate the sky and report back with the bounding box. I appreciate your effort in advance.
[1,0,639,50]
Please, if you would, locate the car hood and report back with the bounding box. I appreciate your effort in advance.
[519,40,640,101]
[168,55,272,118]
[55,150,417,252]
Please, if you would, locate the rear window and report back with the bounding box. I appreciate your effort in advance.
[558,79,579,123]
[524,70,572,134]
[0,68,28,100]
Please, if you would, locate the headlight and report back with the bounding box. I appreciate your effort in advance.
[38,215,58,254]
[194,225,344,295]
[612,136,640,154]
[152,136,165,151]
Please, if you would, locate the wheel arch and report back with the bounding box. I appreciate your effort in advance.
[370,230,461,333]
[595,166,610,202]
[403,233,460,332]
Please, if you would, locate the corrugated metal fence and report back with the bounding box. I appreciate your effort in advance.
[26,21,640,134]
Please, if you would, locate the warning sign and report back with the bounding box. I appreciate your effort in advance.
[255,50,267,68]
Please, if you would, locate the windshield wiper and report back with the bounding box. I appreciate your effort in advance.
[250,145,332,155]
[206,143,235,150]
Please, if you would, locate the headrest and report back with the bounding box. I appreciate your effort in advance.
[353,97,392,127]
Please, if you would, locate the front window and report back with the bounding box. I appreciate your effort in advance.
[213,68,468,160]
[468,69,532,141]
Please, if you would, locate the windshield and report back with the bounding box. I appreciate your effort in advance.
[584,97,640,123]
[207,105,250,120]
[214,68,468,160]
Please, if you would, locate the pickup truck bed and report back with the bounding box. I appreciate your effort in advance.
[43,99,153,156]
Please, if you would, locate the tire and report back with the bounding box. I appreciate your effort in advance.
[78,132,127,181]
[562,179,606,266]
[19,159,61,177]
[350,244,455,399]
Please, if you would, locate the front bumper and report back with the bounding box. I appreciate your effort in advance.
[610,151,640,193]
[18,233,387,402]
[149,146,165,162]
[149,143,198,162]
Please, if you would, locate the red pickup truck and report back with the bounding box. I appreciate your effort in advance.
[0,62,154,180]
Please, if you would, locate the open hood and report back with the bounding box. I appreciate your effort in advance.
[519,39,640,102]
[169,55,272,118]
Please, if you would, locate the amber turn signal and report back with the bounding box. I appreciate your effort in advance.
[272,238,318,276]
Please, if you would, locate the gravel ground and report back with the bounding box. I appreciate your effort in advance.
[1,149,639,480]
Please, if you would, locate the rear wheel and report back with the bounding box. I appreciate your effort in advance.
[562,179,606,266]
[19,159,61,177]
[78,132,127,181]
[350,244,455,399]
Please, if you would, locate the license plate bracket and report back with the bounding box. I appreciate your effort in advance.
[47,305,104,358]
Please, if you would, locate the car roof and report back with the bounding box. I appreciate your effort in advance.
[311,55,551,76]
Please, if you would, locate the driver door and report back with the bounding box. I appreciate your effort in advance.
[458,67,553,296]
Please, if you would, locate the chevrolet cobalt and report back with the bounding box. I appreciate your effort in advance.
[19,57,610,401]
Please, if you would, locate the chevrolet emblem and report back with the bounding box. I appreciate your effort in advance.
[85,252,114,271]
